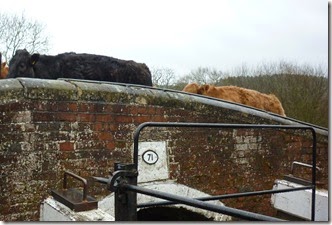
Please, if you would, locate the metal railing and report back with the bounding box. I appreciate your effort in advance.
[95,122,317,221]
[0,52,2,78]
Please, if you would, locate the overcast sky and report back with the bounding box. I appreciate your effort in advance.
[0,0,328,77]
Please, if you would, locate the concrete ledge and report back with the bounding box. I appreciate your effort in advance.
[40,197,115,221]
[271,179,328,221]
[0,79,24,103]
[99,181,232,221]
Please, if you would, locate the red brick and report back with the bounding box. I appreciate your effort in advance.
[93,122,103,131]
[106,141,115,150]
[54,112,77,122]
[59,142,75,151]
[96,114,114,123]
[111,105,126,113]
[98,132,114,141]
[67,103,78,111]
[114,116,133,123]
[33,112,54,121]
[78,113,95,122]
[134,115,152,124]
[78,103,90,112]
[57,103,78,112]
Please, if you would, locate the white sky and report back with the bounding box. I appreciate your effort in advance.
[0,0,328,77]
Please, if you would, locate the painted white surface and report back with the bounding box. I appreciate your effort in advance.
[99,181,232,221]
[40,197,115,221]
[271,179,328,221]
[136,141,169,183]
[41,141,232,221]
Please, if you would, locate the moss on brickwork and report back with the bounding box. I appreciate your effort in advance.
[70,80,131,102]
[0,78,328,221]
[18,78,78,101]
[0,79,24,103]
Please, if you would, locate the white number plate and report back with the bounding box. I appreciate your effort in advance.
[142,150,159,165]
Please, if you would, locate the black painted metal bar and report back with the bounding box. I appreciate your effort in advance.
[122,183,285,221]
[63,171,88,201]
[137,186,313,208]
[133,122,315,167]
[113,163,137,221]
[132,122,317,221]
[310,128,317,221]
[0,52,2,78]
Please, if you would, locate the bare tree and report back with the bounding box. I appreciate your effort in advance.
[0,12,49,62]
[183,67,223,84]
[152,67,176,88]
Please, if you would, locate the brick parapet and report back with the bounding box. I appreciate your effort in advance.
[0,78,328,221]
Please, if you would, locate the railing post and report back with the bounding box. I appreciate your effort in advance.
[0,52,2,78]
[114,163,137,221]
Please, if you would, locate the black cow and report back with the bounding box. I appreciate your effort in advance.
[7,49,153,86]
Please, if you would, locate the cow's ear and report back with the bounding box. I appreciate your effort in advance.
[30,54,40,65]
[202,84,209,91]
[198,84,209,94]
[204,85,211,91]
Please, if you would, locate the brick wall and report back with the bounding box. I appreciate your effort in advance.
[0,78,328,221]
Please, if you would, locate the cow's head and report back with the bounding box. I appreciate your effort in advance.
[197,84,212,95]
[182,83,200,94]
[1,62,9,79]
[7,49,39,78]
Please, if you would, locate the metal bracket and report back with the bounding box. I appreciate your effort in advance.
[284,161,321,185]
[93,163,138,192]
[93,163,138,221]
[51,171,98,212]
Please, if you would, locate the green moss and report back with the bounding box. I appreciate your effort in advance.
[0,79,24,103]
[18,78,78,101]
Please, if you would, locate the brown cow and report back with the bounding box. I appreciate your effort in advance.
[1,62,9,79]
[182,82,200,94]
[182,83,286,116]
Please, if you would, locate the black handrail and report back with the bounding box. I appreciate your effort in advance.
[132,122,317,221]
[122,183,285,221]
[137,186,313,208]
[0,52,2,78]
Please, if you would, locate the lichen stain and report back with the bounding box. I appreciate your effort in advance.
[134,96,148,105]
